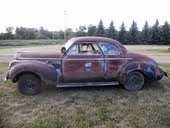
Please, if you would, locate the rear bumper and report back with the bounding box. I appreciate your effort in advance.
[155,67,168,80]
[163,71,168,77]
[144,66,168,81]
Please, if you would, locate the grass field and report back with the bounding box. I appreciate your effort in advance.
[0,39,65,46]
[126,45,170,55]
[0,63,170,128]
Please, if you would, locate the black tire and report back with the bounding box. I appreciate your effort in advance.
[18,74,41,95]
[124,71,144,91]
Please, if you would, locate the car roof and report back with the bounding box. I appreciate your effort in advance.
[70,36,127,54]
[70,36,117,43]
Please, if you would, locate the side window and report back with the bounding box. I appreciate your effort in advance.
[79,43,101,55]
[99,42,120,55]
[67,42,101,55]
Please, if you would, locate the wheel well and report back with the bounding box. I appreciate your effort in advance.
[118,69,146,85]
[14,72,41,83]
[131,70,146,81]
[134,70,145,77]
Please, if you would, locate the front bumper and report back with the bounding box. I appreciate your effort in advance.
[4,72,9,82]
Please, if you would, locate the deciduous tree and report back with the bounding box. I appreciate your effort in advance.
[5,27,14,39]
[87,25,97,36]
[76,25,87,37]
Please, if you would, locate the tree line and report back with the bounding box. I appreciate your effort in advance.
[0,19,170,45]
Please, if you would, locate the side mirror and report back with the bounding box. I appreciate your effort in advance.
[61,47,66,53]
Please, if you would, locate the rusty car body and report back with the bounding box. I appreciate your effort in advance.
[5,37,168,95]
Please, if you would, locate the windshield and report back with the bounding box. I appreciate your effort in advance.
[64,40,74,50]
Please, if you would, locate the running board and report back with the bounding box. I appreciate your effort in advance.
[56,81,119,87]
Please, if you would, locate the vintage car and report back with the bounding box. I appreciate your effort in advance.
[5,37,167,95]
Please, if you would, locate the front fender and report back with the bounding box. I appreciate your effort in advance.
[9,61,58,84]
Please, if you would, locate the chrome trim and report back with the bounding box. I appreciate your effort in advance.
[57,81,119,87]
[18,57,132,61]
[18,58,61,60]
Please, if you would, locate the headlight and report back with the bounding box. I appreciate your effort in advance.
[14,52,21,60]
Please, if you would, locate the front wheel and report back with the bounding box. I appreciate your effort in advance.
[123,71,144,91]
[18,74,41,95]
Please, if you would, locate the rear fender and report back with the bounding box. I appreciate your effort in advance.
[118,62,149,84]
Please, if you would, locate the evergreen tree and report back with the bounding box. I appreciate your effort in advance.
[96,20,105,36]
[128,21,139,44]
[107,21,117,39]
[161,21,170,45]
[150,19,161,44]
[141,21,150,44]
[118,22,127,44]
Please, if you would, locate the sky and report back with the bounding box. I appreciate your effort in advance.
[0,0,170,32]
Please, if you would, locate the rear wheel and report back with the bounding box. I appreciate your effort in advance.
[124,71,144,91]
[18,74,41,95]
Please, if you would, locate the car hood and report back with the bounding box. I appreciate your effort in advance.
[14,51,63,60]
[125,51,158,66]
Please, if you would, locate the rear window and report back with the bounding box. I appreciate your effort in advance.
[99,42,120,55]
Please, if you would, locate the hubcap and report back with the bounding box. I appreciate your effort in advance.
[126,72,144,90]
[23,80,34,91]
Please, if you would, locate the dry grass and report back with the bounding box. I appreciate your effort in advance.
[0,63,170,128]
[126,45,170,56]
[0,45,63,55]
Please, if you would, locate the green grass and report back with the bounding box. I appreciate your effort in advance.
[0,39,65,46]
[0,63,170,128]
[160,63,170,73]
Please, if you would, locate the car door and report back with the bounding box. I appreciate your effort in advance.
[99,42,127,81]
[62,42,105,82]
